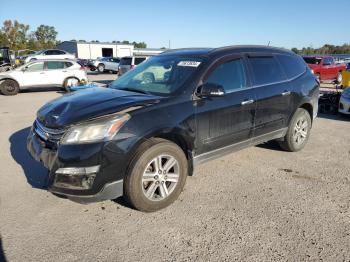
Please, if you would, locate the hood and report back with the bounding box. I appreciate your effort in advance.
[37,87,161,128]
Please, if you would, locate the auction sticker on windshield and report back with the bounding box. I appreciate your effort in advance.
[177,61,201,67]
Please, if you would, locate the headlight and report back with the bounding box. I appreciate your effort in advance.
[61,114,130,145]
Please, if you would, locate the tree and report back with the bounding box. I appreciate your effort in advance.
[34,24,57,49]
[1,20,30,50]
[291,47,299,54]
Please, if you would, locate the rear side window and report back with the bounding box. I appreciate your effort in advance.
[46,61,65,70]
[65,62,73,68]
[135,57,146,65]
[248,56,285,85]
[120,58,132,65]
[277,55,306,79]
[205,59,247,93]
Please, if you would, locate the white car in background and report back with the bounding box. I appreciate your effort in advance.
[0,59,87,95]
[24,49,75,64]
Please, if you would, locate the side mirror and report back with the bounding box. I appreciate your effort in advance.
[21,66,28,72]
[198,83,225,97]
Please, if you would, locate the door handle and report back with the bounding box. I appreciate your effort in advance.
[281,91,291,96]
[62,71,67,72]
[241,99,254,105]
[40,72,45,74]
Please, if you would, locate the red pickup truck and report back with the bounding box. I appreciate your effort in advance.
[303,56,346,82]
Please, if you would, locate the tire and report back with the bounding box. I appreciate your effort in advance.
[278,108,312,152]
[97,64,105,73]
[63,77,80,92]
[0,79,19,96]
[336,72,342,84]
[124,138,188,212]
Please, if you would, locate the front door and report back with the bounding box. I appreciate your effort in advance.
[20,61,46,87]
[195,56,256,155]
[246,54,292,137]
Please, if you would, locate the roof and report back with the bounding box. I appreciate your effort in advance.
[159,45,294,58]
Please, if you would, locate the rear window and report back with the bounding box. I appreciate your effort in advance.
[248,56,286,85]
[277,55,306,79]
[135,57,146,65]
[119,58,132,65]
[303,57,322,65]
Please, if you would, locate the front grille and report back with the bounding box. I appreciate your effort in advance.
[33,119,66,142]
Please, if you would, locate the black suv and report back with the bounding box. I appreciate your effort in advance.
[27,46,319,212]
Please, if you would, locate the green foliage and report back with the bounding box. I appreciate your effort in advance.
[292,44,350,55]
[0,19,57,51]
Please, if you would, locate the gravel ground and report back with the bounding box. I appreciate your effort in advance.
[0,74,349,261]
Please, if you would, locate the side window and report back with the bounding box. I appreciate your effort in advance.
[277,55,306,79]
[44,50,52,55]
[120,58,132,65]
[249,56,286,85]
[135,57,146,65]
[323,57,334,65]
[57,50,66,55]
[46,61,65,70]
[26,62,44,72]
[205,59,247,93]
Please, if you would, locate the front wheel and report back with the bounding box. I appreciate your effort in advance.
[124,138,188,212]
[0,79,19,95]
[278,108,312,152]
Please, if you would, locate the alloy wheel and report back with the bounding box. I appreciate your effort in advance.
[293,116,308,145]
[142,154,180,201]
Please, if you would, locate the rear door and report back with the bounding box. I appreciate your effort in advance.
[247,54,292,137]
[43,61,67,85]
[195,55,256,155]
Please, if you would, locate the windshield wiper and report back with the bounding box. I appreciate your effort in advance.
[119,87,150,95]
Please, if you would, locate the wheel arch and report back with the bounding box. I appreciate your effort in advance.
[0,77,20,88]
[126,127,195,176]
[62,76,80,87]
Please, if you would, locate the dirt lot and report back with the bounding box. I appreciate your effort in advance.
[0,74,349,261]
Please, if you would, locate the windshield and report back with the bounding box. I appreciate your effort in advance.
[110,56,202,96]
[303,57,322,65]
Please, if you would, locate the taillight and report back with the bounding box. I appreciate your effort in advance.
[80,66,85,71]
[130,65,135,69]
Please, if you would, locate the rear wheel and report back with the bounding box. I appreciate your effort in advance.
[97,64,105,73]
[0,79,19,96]
[63,77,79,92]
[124,138,188,212]
[278,108,312,152]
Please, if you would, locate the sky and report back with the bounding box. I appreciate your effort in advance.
[0,0,349,49]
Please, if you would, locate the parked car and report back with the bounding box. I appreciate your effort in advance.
[23,49,75,64]
[339,87,350,115]
[88,57,120,73]
[118,56,147,76]
[0,59,87,95]
[27,46,319,212]
[303,56,346,82]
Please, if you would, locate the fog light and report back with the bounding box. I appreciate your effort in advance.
[54,165,100,190]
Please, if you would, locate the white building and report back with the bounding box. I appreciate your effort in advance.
[57,41,134,59]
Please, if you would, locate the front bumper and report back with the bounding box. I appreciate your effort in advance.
[26,129,129,202]
[339,96,350,115]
